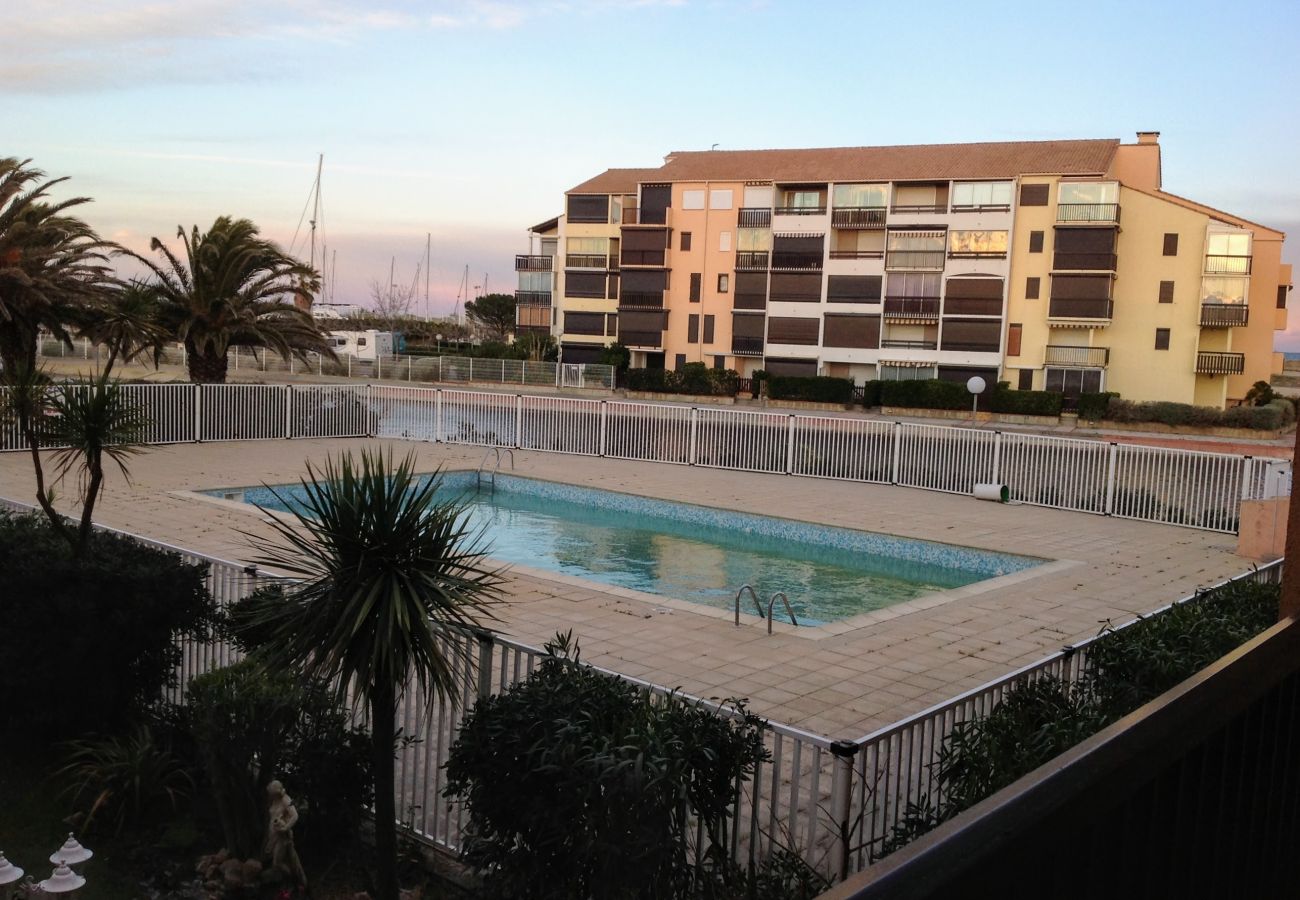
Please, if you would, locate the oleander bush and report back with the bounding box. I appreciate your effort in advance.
[766,374,855,404]
[1105,397,1294,431]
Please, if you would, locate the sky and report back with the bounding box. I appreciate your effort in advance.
[4,0,1299,342]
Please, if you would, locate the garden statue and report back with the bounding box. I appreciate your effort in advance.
[264,780,307,889]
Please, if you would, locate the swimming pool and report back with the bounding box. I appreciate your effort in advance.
[210,473,1041,626]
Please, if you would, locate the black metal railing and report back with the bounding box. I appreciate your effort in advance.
[883,297,941,318]
[1199,303,1250,327]
[947,250,1009,260]
[514,290,552,306]
[951,203,1011,213]
[1195,351,1245,375]
[831,207,887,228]
[1053,251,1118,271]
[1204,254,1253,275]
[774,205,826,215]
[731,335,764,356]
[1048,298,1114,320]
[617,291,664,309]
[880,339,938,350]
[828,250,885,260]
[738,208,772,228]
[889,203,947,214]
[565,253,608,269]
[1044,345,1110,367]
[770,251,823,271]
[735,251,770,271]
[1056,203,1120,224]
[885,250,946,270]
[514,254,552,271]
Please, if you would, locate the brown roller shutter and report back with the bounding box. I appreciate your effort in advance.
[703,315,715,343]
[1163,233,1179,256]
[1051,274,1112,300]
[1159,280,1175,303]
[823,314,880,348]
[1026,277,1041,299]
[623,229,668,250]
[1020,184,1049,206]
[565,272,606,298]
[622,269,667,292]
[689,273,702,302]
[945,277,1003,299]
[567,194,609,223]
[732,313,765,338]
[565,312,605,335]
[940,318,1001,352]
[769,272,822,302]
[640,185,671,224]
[766,358,818,377]
[767,316,820,345]
[620,310,667,332]
[1007,323,1023,356]
[827,275,882,302]
[734,272,767,310]
[688,314,699,343]
[1056,228,1116,252]
[1028,230,1044,253]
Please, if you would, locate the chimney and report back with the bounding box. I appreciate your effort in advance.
[1136,131,1160,145]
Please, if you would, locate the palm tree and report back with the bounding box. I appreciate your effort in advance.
[81,279,169,377]
[233,450,503,900]
[135,216,328,383]
[0,157,113,373]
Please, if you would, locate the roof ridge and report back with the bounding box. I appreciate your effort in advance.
[665,138,1120,157]
[1125,184,1284,237]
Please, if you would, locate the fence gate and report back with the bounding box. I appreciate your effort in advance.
[560,364,584,389]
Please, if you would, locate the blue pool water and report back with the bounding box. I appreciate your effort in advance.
[210,473,1040,626]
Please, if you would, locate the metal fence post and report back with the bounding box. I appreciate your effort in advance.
[515,394,523,448]
[991,430,1002,484]
[284,385,293,439]
[829,740,859,883]
[194,384,203,442]
[377,355,382,380]
[407,356,412,382]
[891,422,903,484]
[1104,442,1118,515]
[475,632,495,702]
[502,359,506,384]
[435,389,443,443]
[599,400,608,457]
[366,383,375,437]
[1239,455,1255,502]
[438,356,443,383]
[786,415,796,475]
[688,408,699,465]
[469,358,475,382]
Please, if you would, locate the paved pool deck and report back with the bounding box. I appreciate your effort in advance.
[0,438,1261,740]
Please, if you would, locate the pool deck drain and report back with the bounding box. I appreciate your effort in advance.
[0,438,1258,739]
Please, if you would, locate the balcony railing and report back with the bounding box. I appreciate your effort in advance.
[618,291,665,309]
[735,251,770,271]
[770,251,823,271]
[773,205,826,216]
[890,203,947,214]
[1052,251,1118,271]
[828,249,885,260]
[619,331,663,349]
[1196,351,1245,375]
[621,206,669,226]
[514,290,552,306]
[1056,203,1120,224]
[1204,254,1253,275]
[565,253,608,269]
[885,250,946,271]
[1199,302,1250,327]
[951,203,1011,213]
[883,297,941,319]
[514,254,552,271]
[738,208,772,228]
[947,250,1008,260]
[940,340,1000,353]
[880,338,938,350]
[1048,298,1114,320]
[1044,345,1110,367]
[731,335,764,356]
[831,206,887,229]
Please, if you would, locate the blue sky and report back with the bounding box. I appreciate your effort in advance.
[4,0,1298,341]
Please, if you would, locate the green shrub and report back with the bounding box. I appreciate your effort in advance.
[444,632,769,899]
[183,658,373,858]
[860,379,882,408]
[1106,397,1291,431]
[624,365,739,396]
[0,511,216,739]
[766,374,855,404]
[1244,380,1275,406]
[878,379,970,410]
[1076,391,1117,421]
[57,724,193,835]
[988,383,1063,417]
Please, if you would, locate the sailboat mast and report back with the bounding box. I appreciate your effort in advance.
[425,233,431,321]
[308,153,323,276]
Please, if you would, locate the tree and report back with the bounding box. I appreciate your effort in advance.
[81,279,168,377]
[514,330,556,362]
[464,292,515,342]
[135,216,328,383]
[0,157,113,373]
[233,450,503,900]
[368,277,418,335]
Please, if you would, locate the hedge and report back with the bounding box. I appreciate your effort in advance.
[878,379,970,410]
[860,379,882,409]
[1077,391,1118,421]
[1105,396,1295,431]
[988,384,1063,417]
[624,363,738,396]
[766,374,855,404]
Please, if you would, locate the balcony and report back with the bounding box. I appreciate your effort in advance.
[1048,298,1114,322]
[738,208,772,228]
[1199,302,1250,327]
[621,206,669,226]
[1052,251,1118,271]
[890,203,947,214]
[514,254,552,271]
[880,338,938,350]
[618,291,665,309]
[619,249,666,268]
[731,335,764,356]
[831,206,887,229]
[883,297,941,320]
[1056,203,1120,224]
[1196,351,1245,375]
[773,205,826,216]
[735,251,770,271]
[943,296,1003,316]
[770,251,823,272]
[940,339,1000,352]
[1045,345,1110,367]
[885,250,946,271]
[565,253,608,270]
[514,290,552,306]
[619,331,663,349]
[1205,254,1253,275]
[829,250,884,260]
[947,250,1008,260]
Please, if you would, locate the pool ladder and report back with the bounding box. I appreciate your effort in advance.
[476,447,514,494]
[733,584,798,634]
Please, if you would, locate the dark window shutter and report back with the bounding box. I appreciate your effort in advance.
[1159,280,1175,303]
[703,315,715,344]
[1018,368,1033,390]
[688,314,699,343]
[1163,233,1179,256]
[1279,286,1290,310]
[567,194,609,222]
[565,312,605,335]
[827,275,882,302]
[1007,323,1022,357]
[689,273,701,302]
[1028,231,1044,253]
[565,272,606,298]
[731,312,765,338]
[1155,328,1170,350]
[1026,277,1041,300]
[713,355,725,370]
[822,314,880,349]
[680,232,692,251]
[674,353,686,371]
[1020,184,1049,206]
[767,317,820,345]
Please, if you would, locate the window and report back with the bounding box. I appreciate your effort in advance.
[951,181,1013,209]
[1026,277,1041,299]
[1018,369,1033,390]
[1163,233,1179,256]
[823,314,881,349]
[1028,231,1044,253]
[607,272,620,300]
[1202,276,1248,305]
[567,237,608,254]
[1155,328,1170,350]
[689,273,701,302]
[948,230,1009,257]
[703,315,715,343]
[832,183,887,207]
[674,353,687,371]
[1007,323,1022,357]
[714,355,725,370]
[1020,184,1049,206]
[566,194,609,223]
[783,190,823,210]
[682,190,706,210]
[565,272,606,298]
[1059,182,1118,205]
[1207,232,1250,256]
[1159,280,1175,303]
[880,364,937,381]
[738,229,771,251]
[886,272,941,299]
[719,231,732,252]
[717,274,729,293]
[688,314,699,343]
[769,272,822,302]
[356,337,368,348]
[1279,286,1290,310]
[827,275,883,303]
[887,231,945,253]
[709,189,734,210]
[1045,367,1103,396]
[680,232,692,251]
[565,312,605,335]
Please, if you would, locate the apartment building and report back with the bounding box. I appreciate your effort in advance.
[515,134,1291,406]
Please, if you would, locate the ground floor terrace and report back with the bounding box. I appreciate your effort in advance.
[0,437,1258,740]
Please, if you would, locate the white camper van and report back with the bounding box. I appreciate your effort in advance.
[326,330,394,361]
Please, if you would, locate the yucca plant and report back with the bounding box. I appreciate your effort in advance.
[57,725,193,835]
[231,449,503,900]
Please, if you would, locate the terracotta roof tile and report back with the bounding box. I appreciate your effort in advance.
[566,168,663,195]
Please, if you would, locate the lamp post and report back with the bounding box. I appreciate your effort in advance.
[0,854,24,900]
[967,376,987,421]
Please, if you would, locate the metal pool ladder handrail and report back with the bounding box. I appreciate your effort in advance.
[766,591,798,633]
[734,584,765,626]
[476,447,515,494]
